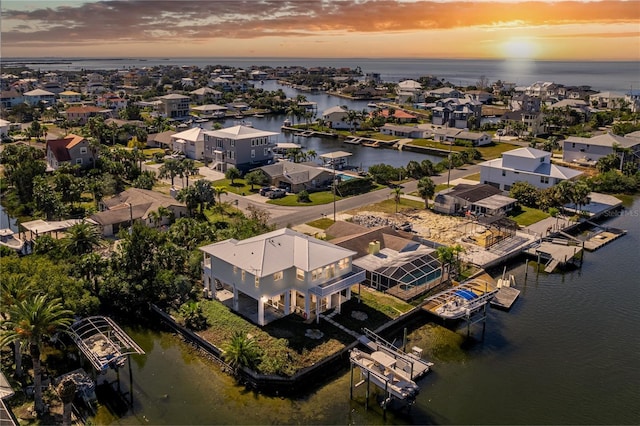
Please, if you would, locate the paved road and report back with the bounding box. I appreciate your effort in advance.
[147,162,480,228]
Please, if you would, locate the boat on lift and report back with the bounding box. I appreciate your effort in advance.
[0,228,24,252]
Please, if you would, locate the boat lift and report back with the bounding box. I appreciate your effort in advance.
[359,328,433,381]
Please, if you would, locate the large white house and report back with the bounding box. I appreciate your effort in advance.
[200,228,365,326]
[480,147,582,191]
[563,132,640,166]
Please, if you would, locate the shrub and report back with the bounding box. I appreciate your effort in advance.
[297,190,311,203]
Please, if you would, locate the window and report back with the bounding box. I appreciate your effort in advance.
[230,140,235,148]
[255,276,260,288]
[339,258,349,270]
[241,270,246,281]
[273,271,283,281]
[233,266,237,274]
[312,268,322,280]
[296,268,305,280]
[572,143,576,148]
[216,139,223,148]
[251,149,255,158]
[540,176,549,184]
[501,170,506,177]
[540,157,544,163]
[80,147,88,154]
[325,265,336,279]
[75,158,82,165]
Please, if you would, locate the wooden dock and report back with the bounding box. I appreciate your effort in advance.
[583,230,626,251]
[523,239,583,273]
[490,287,520,310]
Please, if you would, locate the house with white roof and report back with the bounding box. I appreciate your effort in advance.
[203,124,278,172]
[480,147,582,191]
[23,89,56,106]
[189,87,222,104]
[171,127,207,160]
[563,133,640,166]
[322,105,350,130]
[200,228,365,325]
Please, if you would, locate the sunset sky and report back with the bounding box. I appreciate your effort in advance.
[1,0,639,61]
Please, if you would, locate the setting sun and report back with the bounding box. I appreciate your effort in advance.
[501,38,539,60]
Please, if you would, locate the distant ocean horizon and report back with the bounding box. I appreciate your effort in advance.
[3,56,639,92]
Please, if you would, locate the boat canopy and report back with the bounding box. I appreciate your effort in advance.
[454,289,478,300]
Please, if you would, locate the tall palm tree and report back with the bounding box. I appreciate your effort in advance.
[182,159,198,187]
[0,274,33,378]
[0,295,74,414]
[417,177,436,209]
[393,187,404,213]
[63,221,103,256]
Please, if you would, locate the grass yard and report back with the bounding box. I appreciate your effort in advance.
[508,206,550,226]
[195,300,353,376]
[463,172,481,181]
[210,178,257,195]
[346,198,424,215]
[267,191,341,206]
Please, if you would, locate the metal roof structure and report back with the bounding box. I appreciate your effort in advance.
[69,316,145,372]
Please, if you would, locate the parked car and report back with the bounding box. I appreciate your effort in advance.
[267,188,286,199]
[259,186,273,196]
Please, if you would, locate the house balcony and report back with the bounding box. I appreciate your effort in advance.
[309,268,366,298]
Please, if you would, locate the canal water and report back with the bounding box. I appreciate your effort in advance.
[88,198,640,425]
[196,80,445,170]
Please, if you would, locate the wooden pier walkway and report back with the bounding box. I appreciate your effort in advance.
[490,287,520,309]
[523,239,583,273]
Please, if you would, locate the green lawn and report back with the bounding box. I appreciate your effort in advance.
[210,178,258,195]
[407,140,520,160]
[463,172,481,181]
[508,206,550,226]
[267,191,341,206]
[333,286,414,331]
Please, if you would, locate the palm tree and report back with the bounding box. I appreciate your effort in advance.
[435,246,455,282]
[223,330,261,372]
[57,377,77,426]
[0,275,33,378]
[182,159,198,187]
[63,221,103,256]
[0,296,74,414]
[417,177,436,209]
[392,187,403,213]
[158,159,181,187]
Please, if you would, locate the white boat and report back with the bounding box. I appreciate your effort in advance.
[367,102,379,108]
[350,349,420,402]
[0,228,24,252]
[434,287,497,319]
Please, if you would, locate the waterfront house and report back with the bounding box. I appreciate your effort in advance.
[380,124,430,138]
[431,98,482,129]
[45,134,95,171]
[158,94,190,119]
[480,147,582,191]
[433,183,516,216]
[464,90,493,104]
[90,188,187,237]
[203,124,278,173]
[259,161,333,193]
[501,110,545,137]
[426,87,462,99]
[589,91,626,110]
[171,127,206,160]
[200,228,364,326]
[329,223,442,301]
[189,87,222,104]
[322,106,351,130]
[433,128,491,146]
[96,93,128,111]
[562,132,640,166]
[378,109,417,124]
[191,104,228,118]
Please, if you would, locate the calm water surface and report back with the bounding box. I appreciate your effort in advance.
[90,198,640,425]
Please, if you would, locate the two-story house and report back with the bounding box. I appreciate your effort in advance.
[63,105,112,125]
[204,124,278,173]
[200,228,365,326]
[23,88,56,106]
[431,98,482,129]
[480,147,582,191]
[45,134,95,170]
[158,94,190,119]
[171,127,206,160]
[563,132,640,166]
[321,106,350,129]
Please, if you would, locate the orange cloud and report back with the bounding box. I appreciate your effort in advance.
[1,0,638,59]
